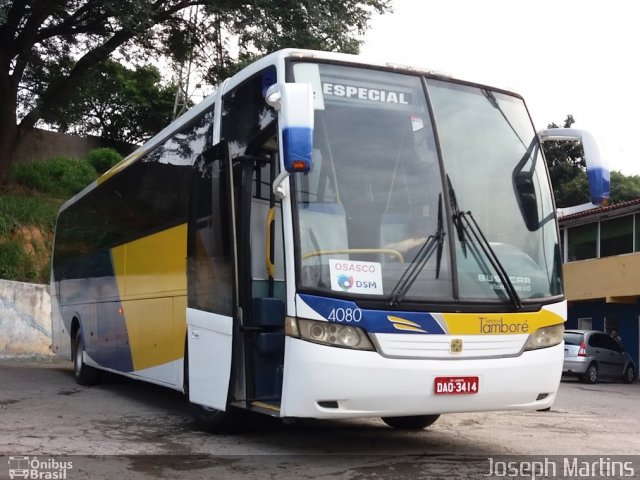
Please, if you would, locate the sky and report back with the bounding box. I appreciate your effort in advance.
[360,0,640,175]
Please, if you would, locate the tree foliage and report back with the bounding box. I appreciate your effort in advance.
[86,147,123,174]
[41,60,176,144]
[610,171,640,204]
[0,0,391,183]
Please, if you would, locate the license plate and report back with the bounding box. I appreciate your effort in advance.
[434,376,479,395]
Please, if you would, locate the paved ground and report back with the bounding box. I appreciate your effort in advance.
[1,357,639,479]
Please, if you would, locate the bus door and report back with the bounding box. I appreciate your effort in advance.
[221,66,287,413]
[186,141,236,411]
[233,147,286,413]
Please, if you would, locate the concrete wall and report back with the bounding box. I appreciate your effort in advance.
[0,280,52,357]
[563,252,640,301]
[14,128,136,164]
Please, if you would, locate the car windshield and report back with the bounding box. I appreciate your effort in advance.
[292,62,562,306]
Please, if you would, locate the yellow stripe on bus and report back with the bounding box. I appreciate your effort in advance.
[442,308,564,335]
[387,315,422,328]
[97,150,146,185]
[112,224,188,372]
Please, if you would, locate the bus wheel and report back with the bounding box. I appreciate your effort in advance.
[72,330,100,386]
[191,404,247,434]
[381,414,440,430]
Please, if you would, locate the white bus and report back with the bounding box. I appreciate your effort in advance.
[52,48,574,431]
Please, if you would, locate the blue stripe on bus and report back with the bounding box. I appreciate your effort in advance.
[57,250,134,372]
[298,293,445,335]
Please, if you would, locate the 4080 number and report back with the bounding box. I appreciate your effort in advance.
[327,307,362,323]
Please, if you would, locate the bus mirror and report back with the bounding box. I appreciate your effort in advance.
[266,82,314,174]
[513,171,540,231]
[538,128,609,206]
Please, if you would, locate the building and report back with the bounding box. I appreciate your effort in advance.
[559,199,640,368]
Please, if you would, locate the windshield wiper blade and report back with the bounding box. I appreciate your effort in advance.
[447,175,467,257]
[447,177,522,309]
[435,192,444,279]
[389,195,445,307]
[460,210,522,309]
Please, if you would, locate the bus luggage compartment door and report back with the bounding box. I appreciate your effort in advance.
[186,308,233,410]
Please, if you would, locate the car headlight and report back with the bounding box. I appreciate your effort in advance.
[285,317,374,351]
[524,323,564,351]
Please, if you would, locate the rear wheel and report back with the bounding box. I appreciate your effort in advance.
[381,414,440,430]
[623,365,636,384]
[581,363,598,384]
[72,330,100,386]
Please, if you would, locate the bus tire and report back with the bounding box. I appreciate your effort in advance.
[381,414,440,430]
[72,330,100,386]
[191,404,247,434]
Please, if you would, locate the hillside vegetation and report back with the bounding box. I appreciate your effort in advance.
[0,149,122,284]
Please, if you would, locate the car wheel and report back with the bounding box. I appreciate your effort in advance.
[72,330,100,386]
[623,365,636,384]
[381,414,440,430]
[581,363,598,384]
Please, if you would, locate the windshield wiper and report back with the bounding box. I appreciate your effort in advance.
[447,175,467,257]
[389,194,445,307]
[447,176,522,309]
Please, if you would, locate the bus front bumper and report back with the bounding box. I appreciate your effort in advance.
[279,337,563,419]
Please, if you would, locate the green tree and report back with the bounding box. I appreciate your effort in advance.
[0,0,390,184]
[44,60,175,144]
[610,171,640,204]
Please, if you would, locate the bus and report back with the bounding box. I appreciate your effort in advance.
[52,48,574,432]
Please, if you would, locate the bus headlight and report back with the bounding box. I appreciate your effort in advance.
[285,317,374,351]
[524,324,564,351]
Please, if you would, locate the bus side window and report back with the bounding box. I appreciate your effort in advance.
[187,144,233,316]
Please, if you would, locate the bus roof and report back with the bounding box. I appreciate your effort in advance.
[60,48,521,213]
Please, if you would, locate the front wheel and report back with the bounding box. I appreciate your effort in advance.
[381,414,440,430]
[623,365,636,384]
[192,404,247,434]
[72,330,100,386]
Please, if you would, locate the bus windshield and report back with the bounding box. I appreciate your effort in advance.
[293,62,561,305]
